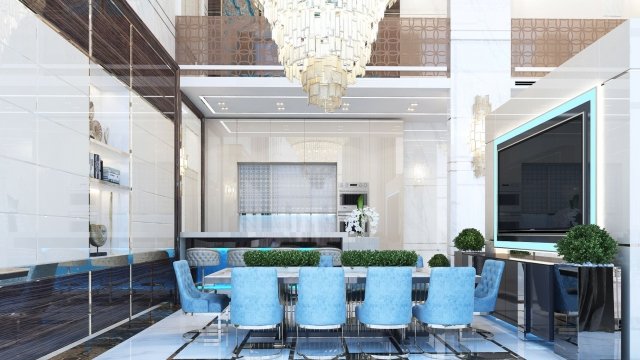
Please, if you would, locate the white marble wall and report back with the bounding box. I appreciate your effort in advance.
[0,1,90,267]
[130,95,175,252]
[181,104,201,232]
[127,0,176,58]
[402,120,449,264]
[448,0,512,254]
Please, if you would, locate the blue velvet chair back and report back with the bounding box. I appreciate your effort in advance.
[296,267,346,326]
[174,260,206,312]
[474,260,505,313]
[357,267,413,326]
[230,267,283,327]
[414,267,475,326]
[319,255,334,267]
[554,265,578,313]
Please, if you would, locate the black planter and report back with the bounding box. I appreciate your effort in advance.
[553,265,618,360]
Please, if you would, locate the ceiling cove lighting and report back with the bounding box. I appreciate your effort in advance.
[250,0,397,112]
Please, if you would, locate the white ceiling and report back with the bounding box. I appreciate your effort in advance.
[180,76,451,122]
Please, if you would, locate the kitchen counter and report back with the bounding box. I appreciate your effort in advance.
[179,232,379,259]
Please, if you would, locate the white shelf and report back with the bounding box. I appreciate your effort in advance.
[90,138,130,158]
[90,177,130,192]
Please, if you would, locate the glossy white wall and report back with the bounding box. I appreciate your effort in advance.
[130,95,175,252]
[0,1,90,267]
[181,104,202,232]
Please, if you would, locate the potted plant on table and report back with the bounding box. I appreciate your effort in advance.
[452,228,485,266]
[427,254,450,268]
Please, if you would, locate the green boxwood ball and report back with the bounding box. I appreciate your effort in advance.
[453,228,485,251]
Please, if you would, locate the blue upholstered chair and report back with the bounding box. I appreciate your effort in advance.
[356,266,413,355]
[474,260,505,314]
[412,266,475,346]
[317,248,342,266]
[173,260,230,341]
[295,267,346,358]
[554,265,578,316]
[319,255,334,267]
[230,267,284,355]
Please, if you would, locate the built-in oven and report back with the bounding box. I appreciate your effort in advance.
[338,182,368,213]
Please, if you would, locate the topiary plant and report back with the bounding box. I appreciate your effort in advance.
[427,254,450,268]
[340,250,418,267]
[555,224,618,264]
[453,228,485,251]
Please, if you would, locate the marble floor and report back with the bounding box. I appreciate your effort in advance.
[88,310,566,360]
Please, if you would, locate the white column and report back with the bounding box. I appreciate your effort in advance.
[448,0,512,253]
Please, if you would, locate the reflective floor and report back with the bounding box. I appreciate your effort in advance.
[86,310,565,360]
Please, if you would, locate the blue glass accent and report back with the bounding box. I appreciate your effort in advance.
[493,88,597,252]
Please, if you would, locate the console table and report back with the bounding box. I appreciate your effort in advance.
[455,252,559,341]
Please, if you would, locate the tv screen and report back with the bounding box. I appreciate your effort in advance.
[496,100,591,244]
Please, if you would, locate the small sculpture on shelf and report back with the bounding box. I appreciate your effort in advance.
[89,223,108,257]
[89,101,105,143]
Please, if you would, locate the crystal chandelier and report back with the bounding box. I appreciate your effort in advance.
[251,0,397,112]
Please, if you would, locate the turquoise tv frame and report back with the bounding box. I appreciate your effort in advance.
[493,88,597,252]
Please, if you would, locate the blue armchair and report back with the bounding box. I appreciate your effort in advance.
[173,260,230,341]
[295,267,346,358]
[474,260,505,314]
[230,267,284,355]
[413,266,475,346]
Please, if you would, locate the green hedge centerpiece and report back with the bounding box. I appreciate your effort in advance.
[427,254,450,268]
[341,250,418,267]
[453,228,485,251]
[243,250,320,267]
[555,224,618,264]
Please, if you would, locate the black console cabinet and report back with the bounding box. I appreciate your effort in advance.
[455,252,556,341]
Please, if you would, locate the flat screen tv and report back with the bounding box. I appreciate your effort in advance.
[494,89,596,252]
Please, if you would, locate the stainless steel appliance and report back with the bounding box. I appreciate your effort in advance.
[338,182,368,213]
[338,182,369,232]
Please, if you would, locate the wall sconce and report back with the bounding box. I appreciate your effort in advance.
[469,95,492,178]
[412,164,427,184]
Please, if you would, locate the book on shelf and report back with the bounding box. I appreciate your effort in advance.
[101,167,121,184]
[89,153,104,180]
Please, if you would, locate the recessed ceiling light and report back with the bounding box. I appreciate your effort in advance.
[218,102,226,106]
[410,103,418,107]
[407,108,415,112]
[276,102,284,106]
[277,107,285,111]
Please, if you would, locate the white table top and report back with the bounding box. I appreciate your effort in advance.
[204,266,429,285]
[180,232,350,239]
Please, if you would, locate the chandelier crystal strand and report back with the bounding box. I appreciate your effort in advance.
[251,0,397,112]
